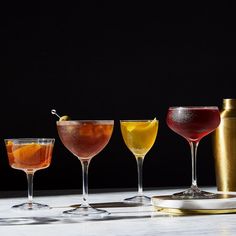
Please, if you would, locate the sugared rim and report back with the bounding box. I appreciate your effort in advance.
[56,120,114,125]
[168,106,219,110]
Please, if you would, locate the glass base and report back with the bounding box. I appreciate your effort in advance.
[12,202,50,210]
[124,195,151,205]
[63,205,110,218]
[172,186,217,199]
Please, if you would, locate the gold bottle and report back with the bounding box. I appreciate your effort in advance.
[213,98,236,192]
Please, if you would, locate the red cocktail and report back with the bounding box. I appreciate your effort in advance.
[166,107,220,142]
[166,107,220,199]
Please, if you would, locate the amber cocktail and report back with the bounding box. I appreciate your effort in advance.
[57,120,114,217]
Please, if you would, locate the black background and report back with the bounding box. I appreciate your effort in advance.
[0,2,235,192]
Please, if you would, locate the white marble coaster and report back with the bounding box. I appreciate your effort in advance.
[151,194,236,214]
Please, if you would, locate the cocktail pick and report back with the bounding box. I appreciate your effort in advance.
[51,109,61,119]
[51,109,70,121]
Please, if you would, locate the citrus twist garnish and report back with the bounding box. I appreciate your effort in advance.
[125,118,157,132]
[13,143,41,160]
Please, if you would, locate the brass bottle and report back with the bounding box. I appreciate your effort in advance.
[213,98,236,192]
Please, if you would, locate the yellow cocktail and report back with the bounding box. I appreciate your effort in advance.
[120,118,158,205]
[120,119,158,157]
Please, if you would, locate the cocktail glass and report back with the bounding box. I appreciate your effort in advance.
[5,138,55,210]
[56,120,114,217]
[120,119,158,205]
[166,106,220,199]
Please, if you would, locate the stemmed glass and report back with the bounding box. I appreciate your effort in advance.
[166,106,220,199]
[56,119,114,217]
[4,138,55,210]
[120,119,158,205]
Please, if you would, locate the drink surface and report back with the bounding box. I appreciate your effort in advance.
[120,119,158,156]
[57,120,114,160]
[166,107,220,142]
[6,142,54,172]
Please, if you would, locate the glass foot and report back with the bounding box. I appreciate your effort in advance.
[172,186,217,199]
[63,205,110,218]
[124,195,151,205]
[12,202,50,210]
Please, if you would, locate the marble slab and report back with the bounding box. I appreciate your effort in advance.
[1,187,236,235]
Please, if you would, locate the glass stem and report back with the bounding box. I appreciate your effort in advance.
[136,156,144,196]
[189,141,199,189]
[80,160,90,207]
[26,172,34,205]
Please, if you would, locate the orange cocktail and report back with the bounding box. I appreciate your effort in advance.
[6,141,53,172]
[5,138,55,210]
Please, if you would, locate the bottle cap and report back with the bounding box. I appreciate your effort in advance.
[223,98,236,109]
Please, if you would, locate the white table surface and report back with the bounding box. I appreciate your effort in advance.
[1,187,236,236]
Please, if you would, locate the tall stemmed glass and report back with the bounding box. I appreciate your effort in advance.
[166,106,220,199]
[120,119,158,205]
[5,138,55,210]
[56,120,114,217]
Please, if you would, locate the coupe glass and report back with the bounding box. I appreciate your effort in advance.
[166,106,220,199]
[56,120,114,217]
[5,138,55,210]
[120,119,158,205]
